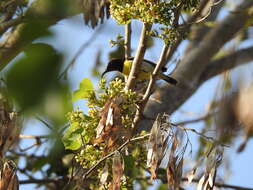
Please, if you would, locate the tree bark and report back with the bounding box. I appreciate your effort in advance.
[0,0,82,71]
[138,0,253,132]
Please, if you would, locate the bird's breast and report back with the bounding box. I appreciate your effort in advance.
[122,60,132,75]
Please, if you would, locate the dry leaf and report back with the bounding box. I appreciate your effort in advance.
[166,136,184,190]
[0,160,19,190]
[81,0,110,28]
[208,168,216,188]
[197,175,206,190]
[112,152,123,190]
[234,85,253,152]
[198,147,223,190]
[100,163,109,184]
[94,96,130,153]
[147,114,168,179]
[105,107,114,126]
[0,102,20,158]
[215,93,239,144]
[186,167,197,184]
[95,99,112,138]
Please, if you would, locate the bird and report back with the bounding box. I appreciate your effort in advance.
[102,57,177,85]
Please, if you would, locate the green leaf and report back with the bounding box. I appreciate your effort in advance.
[123,155,138,178]
[72,78,94,102]
[6,43,62,110]
[157,184,168,190]
[32,157,49,172]
[62,122,83,150]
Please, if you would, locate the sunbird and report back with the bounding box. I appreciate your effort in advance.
[102,57,177,85]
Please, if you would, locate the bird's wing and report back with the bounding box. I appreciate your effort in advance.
[127,57,167,72]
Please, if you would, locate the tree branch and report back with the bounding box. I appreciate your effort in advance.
[0,0,82,71]
[165,0,220,63]
[0,16,23,36]
[143,45,170,104]
[20,178,62,185]
[124,22,132,59]
[19,134,49,139]
[181,178,253,190]
[184,0,224,53]
[174,1,253,86]
[199,46,253,83]
[19,176,253,190]
[139,0,253,132]
[126,23,152,89]
[82,134,150,179]
[132,45,170,134]
[174,111,215,126]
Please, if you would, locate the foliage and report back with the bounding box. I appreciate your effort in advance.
[1,0,253,190]
[63,78,148,188]
[110,0,199,25]
[6,43,62,110]
[110,0,198,44]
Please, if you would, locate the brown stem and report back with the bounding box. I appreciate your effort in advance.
[181,178,253,190]
[82,134,150,180]
[0,16,23,35]
[132,45,170,134]
[124,22,132,59]
[126,23,152,90]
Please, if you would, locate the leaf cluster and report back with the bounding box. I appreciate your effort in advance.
[63,78,138,166]
[109,0,199,25]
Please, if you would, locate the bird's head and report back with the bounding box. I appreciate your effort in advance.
[102,58,124,77]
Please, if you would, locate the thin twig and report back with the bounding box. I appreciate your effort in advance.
[20,178,62,185]
[19,134,50,139]
[193,0,225,24]
[171,120,229,147]
[0,16,23,35]
[58,25,104,79]
[173,124,216,142]
[126,23,152,89]
[35,116,53,130]
[164,0,213,62]
[174,111,215,126]
[181,178,253,190]
[194,7,212,23]
[19,176,253,190]
[142,45,170,104]
[18,139,48,152]
[82,134,150,179]
[131,45,170,134]
[136,176,253,190]
[124,22,132,59]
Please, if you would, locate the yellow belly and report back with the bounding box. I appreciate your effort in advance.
[122,60,151,80]
[122,60,132,75]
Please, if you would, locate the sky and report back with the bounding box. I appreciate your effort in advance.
[18,10,253,190]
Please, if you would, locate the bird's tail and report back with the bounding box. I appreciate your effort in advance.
[159,73,177,85]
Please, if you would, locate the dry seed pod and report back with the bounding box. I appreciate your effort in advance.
[112,151,123,190]
[234,85,253,152]
[0,103,20,158]
[0,160,19,190]
[166,136,185,190]
[94,96,130,153]
[81,0,110,28]
[147,114,169,179]
[197,147,223,190]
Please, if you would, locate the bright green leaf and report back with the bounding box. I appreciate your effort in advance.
[62,122,83,150]
[124,155,136,177]
[72,78,94,102]
[32,157,49,172]
[157,184,168,190]
[6,43,62,110]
